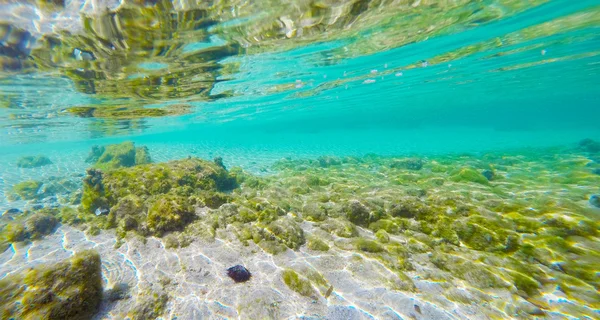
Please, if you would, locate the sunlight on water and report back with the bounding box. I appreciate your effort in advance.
[0,0,599,319]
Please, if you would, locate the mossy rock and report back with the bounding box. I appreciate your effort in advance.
[319,218,358,238]
[375,229,390,243]
[302,203,327,222]
[282,269,315,297]
[8,180,43,200]
[78,157,238,236]
[390,158,424,170]
[147,195,195,236]
[307,237,330,251]
[265,217,305,250]
[456,221,502,251]
[387,199,432,220]
[25,213,59,240]
[430,252,508,289]
[450,168,489,185]
[355,238,385,253]
[432,216,460,246]
[16,155,53,168]
[369,218,404,234]
[343,200,371,226]
[1,212,58,243]
[128,291,169,320]
[0,250,103,319]
[88,141,152,170]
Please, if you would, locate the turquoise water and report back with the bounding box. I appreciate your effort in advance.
[1,0,600,319]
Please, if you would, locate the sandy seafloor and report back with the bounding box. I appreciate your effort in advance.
[0,222,516,320]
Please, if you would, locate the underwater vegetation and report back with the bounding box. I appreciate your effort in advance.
[1,142,600,317]
[16,155,53,168]
[0,250,103,320]
[85,141,152,170]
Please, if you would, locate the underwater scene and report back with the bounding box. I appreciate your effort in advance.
[1,0,600,319]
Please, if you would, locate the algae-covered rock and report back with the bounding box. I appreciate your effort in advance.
[17,155,53,168]
[147,195,195,236]
[456,221,501,251]
[343,200,371,226]
[1,212,58,244]
[87,141,152,170]
[25,212,59,240]
[8,180,43,200]
[320,218,359,238]
[450,168,489,185]
[266,217,305,250]
[317,156,341,167]
[355,238,385,253]
[307,237,330,251]
[375,229,390,243]
[127,291,169,320]
[282,269,315,297]
[390,158,424,170]
[0,250,103,319]
[80,157,238,237]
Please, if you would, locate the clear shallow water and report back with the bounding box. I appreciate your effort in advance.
[1,1,600,319]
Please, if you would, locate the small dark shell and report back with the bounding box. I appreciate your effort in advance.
[227,265,251,283]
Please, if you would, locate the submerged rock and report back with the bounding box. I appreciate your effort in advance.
[590,195,600,208]
[0,250,103,319]
[227,265,252,283]
[578,138,600,153]
[2,208,22,217]
[16,155,53,168]
[1,212,59,243]
[450,167,489,185]
[317,156,341,167]
[80,157,238,237]
[8,180,43,200]
[86,141,152,170]
[390,158,424,170]
[481,169,495,181]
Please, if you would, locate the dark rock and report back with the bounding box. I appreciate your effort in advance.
[105,283,130,301]
[578,139,600,153]
[227,265,252,283]
[213,157,226,169]
[590,195,600,208]
[344,200,371,226]
[2,208,22,217]
[481,170,494,181]
[317,156,341,168]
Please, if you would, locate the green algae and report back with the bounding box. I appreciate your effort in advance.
[128,291,169,320]
[0,250,103,320]
[88,141,152,170]
[319,218,358,238]
[282,269,315,297]
[147,195,195,236]
[8,180,43,200]
[355,238,385,253]
[307,237,330,251]
[16,155,53,168]
[1,212,58,243]
[78,157,238,237]
[450,167,489,185]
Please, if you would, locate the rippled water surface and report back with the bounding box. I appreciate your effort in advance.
[1,1,599,319]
